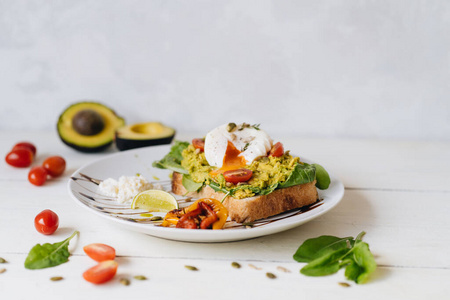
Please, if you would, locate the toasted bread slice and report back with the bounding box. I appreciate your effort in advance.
[171,172,319,223]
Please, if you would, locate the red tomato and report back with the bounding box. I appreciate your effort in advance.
[12,142,36,156]
[192,138,205,151]
[83,260,118,284]
[5,148,33,168]
[28,166,48,186]
[34,209,59,235]
[43,156,66,177]
[83,243,116,262]
[223,168,253,184]
[269,142,284,157]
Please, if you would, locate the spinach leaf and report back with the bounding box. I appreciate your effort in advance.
[152,141,189,174]
[312,163,330,190]
[294,231,377,284]
[24,231,79,270]
[278,163,316,189]
[293,235,355,263]
[182,174,204,192]
[300,248,350,277]
[344,242,377,284]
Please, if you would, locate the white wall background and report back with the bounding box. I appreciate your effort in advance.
[0,0,449,140]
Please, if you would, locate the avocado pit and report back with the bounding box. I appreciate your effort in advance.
[72,109,105,136]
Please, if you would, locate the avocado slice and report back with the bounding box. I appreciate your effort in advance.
[57,102,125,152]
[115,122,175,151]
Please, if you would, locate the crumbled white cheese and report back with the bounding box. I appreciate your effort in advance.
[98,175,160,204]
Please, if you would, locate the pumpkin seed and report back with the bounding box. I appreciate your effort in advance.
[185,265,198,271]
[231,262,241,269]
[338,282,351,287]
[50,276,63,281]
[248,264,262,270]
[133,275,147,280]
[276,266,290,273]
[150,216,163,221]
[120,278,130,286]
[0,268,6,274]
[0,257,6,263]
[266,272,276,279]
[226,123,237,132]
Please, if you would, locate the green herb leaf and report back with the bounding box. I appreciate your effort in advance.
[293,235,355,263]
[24,231,79,270]
[300,248,350,277]
[278,163,316,189]
[344,242,376,284]
[294,231,376,284]
[182,174,204,192]
[312,163,330,190]
[152,141,189,174]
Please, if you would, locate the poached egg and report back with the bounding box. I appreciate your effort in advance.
[204,123,273,173]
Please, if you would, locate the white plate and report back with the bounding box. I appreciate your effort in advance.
[68,145,344,243]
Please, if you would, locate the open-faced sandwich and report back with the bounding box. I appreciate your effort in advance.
[153,122,330,226]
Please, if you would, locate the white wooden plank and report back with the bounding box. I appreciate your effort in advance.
[1,131,450,192]
[0,254,448,300]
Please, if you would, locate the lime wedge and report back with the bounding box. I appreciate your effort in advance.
[131,190,178,212]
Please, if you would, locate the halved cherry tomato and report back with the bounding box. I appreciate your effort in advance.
[12,142,36,156]
[83,260,118,284]
[269,142,284,157]
[28,166,48,186]
[83,243,116,262]
[34,209,59,235]
[5,148,33,168]
[192,138,205,151]
[223,168,253,184]
[43,156,66,177]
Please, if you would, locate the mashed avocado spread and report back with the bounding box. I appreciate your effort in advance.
[181,144,302,199]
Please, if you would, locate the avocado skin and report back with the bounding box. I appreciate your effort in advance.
[115,134,175,151]
[57,102,125,153]
[58,135,114,153]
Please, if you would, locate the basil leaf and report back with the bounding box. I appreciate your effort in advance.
[278,163,316,189]
[152,141,189,174]
[300,248,350,277]
[293,235,355,263]
[312,163,330,190]
[344,242,377,284]
[24,231,79,270]
[182,174,204,192]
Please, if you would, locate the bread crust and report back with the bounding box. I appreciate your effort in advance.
[172,172,318,223]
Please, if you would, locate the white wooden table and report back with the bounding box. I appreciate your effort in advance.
[1,131,449,299]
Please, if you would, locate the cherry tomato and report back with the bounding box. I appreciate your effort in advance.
[28,166,48,186]
[83,244,116,262]
[269,142,284,157]
[12,142,36,156]
[34,209,59,235]
[83,260,118,284]
[223,168,253,184]
[5,148,33,168]
[192,138,205,152]
[42,156,66,177]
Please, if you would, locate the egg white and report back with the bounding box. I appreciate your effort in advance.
[204,123,273,168]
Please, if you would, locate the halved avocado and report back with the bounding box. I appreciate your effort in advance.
[57,102,125,152]
[115,122,175,151]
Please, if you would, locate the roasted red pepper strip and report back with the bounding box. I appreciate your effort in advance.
[199,201,218,229]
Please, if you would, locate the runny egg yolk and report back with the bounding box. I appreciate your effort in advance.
[210,141,247,177]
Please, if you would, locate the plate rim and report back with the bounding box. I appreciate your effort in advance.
[67,145,344,243]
